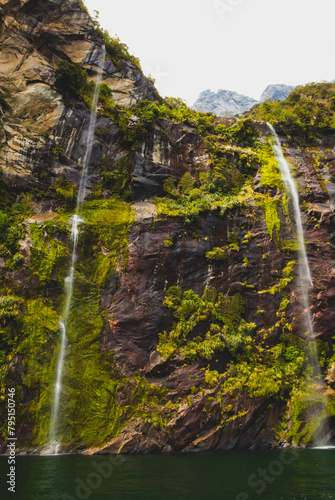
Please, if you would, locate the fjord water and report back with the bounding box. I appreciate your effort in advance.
[267,124,329,445]
[48,45,106,453]
[1,450,335,499]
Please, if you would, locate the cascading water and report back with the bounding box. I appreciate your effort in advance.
[48,45,106,454]
[267,123,330,446]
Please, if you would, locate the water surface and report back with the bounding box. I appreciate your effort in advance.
[1,449,335,499]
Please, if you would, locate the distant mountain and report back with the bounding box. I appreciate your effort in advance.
[192,89,258,118]
[259,84,295,103]
[193,84,295,117]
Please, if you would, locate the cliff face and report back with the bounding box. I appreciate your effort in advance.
[0,0,157,190]
[0,0,335,454]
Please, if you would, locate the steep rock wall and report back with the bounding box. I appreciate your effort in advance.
[0,0,335,454]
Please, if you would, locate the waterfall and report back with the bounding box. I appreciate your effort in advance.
[267,123,312,287]
[267,123,329,446]
[48,45,106,454]
[77,48,105,207]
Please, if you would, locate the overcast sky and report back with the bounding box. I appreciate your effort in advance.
[84,0,335,106]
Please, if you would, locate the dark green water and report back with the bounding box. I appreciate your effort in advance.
[1,449,335,500]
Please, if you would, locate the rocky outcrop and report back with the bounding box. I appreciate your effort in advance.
[0,0,158,189]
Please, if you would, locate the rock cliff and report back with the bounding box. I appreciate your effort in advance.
[0,0,334,455]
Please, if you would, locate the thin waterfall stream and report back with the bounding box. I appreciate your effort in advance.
[267,123,330,446]
[48,45,106,454]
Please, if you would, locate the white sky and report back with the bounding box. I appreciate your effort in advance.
[84,0,335,106]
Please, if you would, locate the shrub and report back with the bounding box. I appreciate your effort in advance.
[55,60,88,102]
[50,176,78,211]
[206,247,227,261]
[178,172,196,194]
[163,236,173,248]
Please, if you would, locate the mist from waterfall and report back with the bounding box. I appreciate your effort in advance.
[267,123,330,446]
[48,45,106,454]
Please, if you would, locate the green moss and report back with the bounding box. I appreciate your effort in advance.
[98,155,131,198]
[0,295,24,323]
[223,334,305,399]
[260,141,284,189]
[79,199,134,275]
[0,213,26,259]
[0,168,14,211]
[54,273,167,447]
[261,196,281,242]
[163,235,173,248]
[206,247,227,261]
[202,287,217,302]
[155,193,241,221]
[205,369,221,388]
[266,260,296,295]
[158,287,255,363]
[30,223,69,286]
[276,382,328,446]
[178,172,196,194]
[20,299,60,443]
[49,177,78,211]
[242,231,253,244]
[81,198,134,226]
[0,196,168,449]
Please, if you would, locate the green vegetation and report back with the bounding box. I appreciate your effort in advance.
[276,382,330,445]
[98,97,215,152]
[55,60,89,103]
[2,24,333,453]
[156,280,311,413]
[223,333,306,399]
[158,286,256,363]
[206,247,227,261]
[29,222,69,287]
[49,176,78,211]
[96,155,131,199]
[249,82,335,142]
[0,197,170,448]
[163,235,173,248]
[0,168,14,211]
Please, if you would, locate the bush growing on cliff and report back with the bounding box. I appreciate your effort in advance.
[49,176,78,211]
[158,287,255,362]
[215,118,259,147]
[55,60,88,103]
[0,168,13,211]
[97,155,131,199]
[206,247,227,261]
